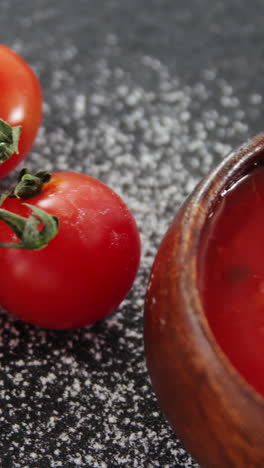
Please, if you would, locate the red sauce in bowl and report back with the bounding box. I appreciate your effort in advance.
[198,164,264,397]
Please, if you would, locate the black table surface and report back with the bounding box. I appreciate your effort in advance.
[1,1,264,466]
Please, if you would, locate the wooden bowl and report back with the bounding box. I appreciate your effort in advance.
[144,134,264,468]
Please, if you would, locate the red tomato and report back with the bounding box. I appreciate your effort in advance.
[0,171,141,329]
[0,44,42,177]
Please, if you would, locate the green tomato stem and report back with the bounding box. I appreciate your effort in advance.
[0,119,21,164]
[0,169,59,250]
[12,168,51,199]
[0,204,59,250]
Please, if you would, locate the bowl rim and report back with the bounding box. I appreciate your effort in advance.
[181,131,264,405]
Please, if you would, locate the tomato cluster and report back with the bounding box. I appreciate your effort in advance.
[0,45,141,329]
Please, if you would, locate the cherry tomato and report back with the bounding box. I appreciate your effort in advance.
[0,171,141,329]
[0,44,42,177]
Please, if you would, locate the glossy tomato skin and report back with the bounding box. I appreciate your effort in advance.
[0,44,42,177]
[0,172,141,329]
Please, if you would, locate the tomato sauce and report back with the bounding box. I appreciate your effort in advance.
[198,164,264,397]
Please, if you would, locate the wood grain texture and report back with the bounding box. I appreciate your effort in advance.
[144,134,264,468]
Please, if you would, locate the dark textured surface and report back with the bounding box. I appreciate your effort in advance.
[0,1,263,466]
